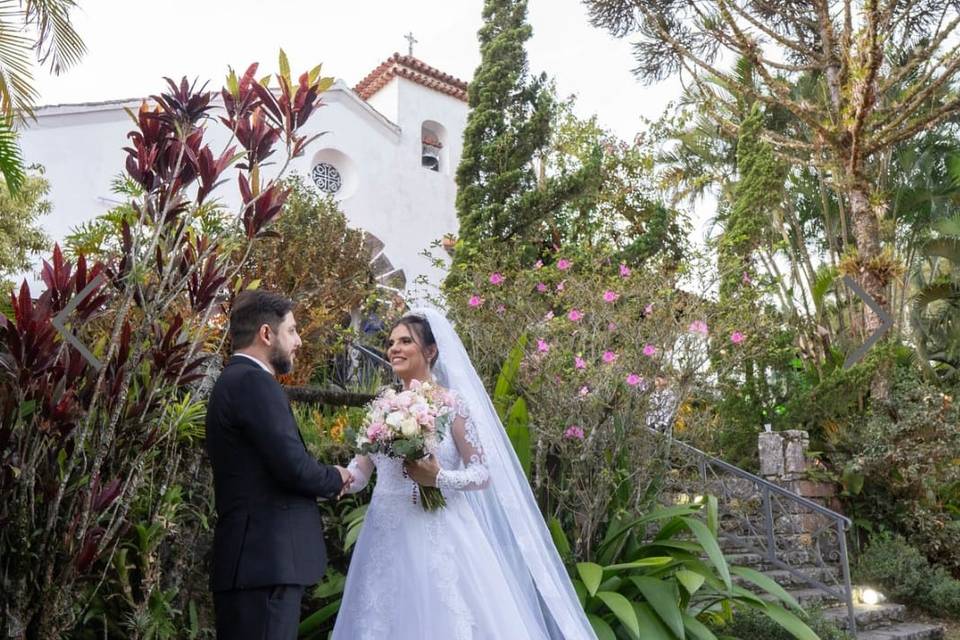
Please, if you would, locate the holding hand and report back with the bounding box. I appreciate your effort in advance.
[335,465,353,498]
[404,454,441,488]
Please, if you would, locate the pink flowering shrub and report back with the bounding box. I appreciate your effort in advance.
[443,245,769,554]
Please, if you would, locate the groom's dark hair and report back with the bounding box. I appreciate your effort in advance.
[229,290,296,349]
[391,315,439,367]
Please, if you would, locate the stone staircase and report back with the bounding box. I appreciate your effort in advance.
[719,533,944,639]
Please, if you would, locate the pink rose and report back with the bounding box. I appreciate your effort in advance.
[619,264,631,278]
[489,272,505,285]
[574,356,587,370]
[556,280,565,292]
[626,373,643,386]
[468,295,483,308]
[536,282,548,293]
[642,344,657,357]
[557,258,572,271]
[731,331,745,344]
[578,385,590,397]
[602,351,618,364]
[603,290,620,303]
[563,425,585,440]
[534,260,544,269]
[567,309,584,322]
[537,339,550,353]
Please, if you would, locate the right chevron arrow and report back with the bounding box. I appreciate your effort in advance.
[842,275,894,369]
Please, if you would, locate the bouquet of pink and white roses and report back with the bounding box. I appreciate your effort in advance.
[353,380,457,511]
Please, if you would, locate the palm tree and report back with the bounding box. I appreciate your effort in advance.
[0,0,85,192]
[911,215,960,385]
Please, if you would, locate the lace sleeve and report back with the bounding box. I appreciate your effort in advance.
[436,396,490,491]
[345,455,374,494]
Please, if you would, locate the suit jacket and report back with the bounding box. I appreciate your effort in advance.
[205,355,343,592]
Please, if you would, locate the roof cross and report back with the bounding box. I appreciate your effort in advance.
[404,31,418,56]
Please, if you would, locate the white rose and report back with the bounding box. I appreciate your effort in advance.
[400,417,420,438]
[385,411,404,428]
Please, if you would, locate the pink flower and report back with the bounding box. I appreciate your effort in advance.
[574,356,587,370]
[603,290,620,303]
[468,295,483,308]
[644,303,653,316]
[366,423,387,441]
[556,280,566,292]
[578,385,591,397]
[642,344,657,357]
[731,331,745,344]
[544,310,554,321]
[688,320,709,335]
[536,282,548,293]
[567,309,584,322]
[489,272,505,285]
[557,258,572,271]
[619,263,631,278]
[563,425,585,440]
[496,304,506,315]
[602,350,618,364]
[626,373,643,386]
[608,322,618,331]
[742,271,752,285]
[537,339,550,353]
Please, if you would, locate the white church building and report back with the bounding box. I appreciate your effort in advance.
[18,53,470,294]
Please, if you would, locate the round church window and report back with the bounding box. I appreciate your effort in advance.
[311,162,342,194]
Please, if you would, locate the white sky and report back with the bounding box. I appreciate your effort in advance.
[32,0,681,143]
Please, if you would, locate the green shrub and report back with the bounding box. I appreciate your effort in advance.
[856,533,960,618]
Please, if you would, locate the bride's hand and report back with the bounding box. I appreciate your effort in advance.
[404,454,441,487]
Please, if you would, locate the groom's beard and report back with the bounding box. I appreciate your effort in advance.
[269,344,294,375]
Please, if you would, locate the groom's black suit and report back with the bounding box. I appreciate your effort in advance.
[205,355,344,640]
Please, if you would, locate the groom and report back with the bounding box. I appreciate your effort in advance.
[205,290,351,639]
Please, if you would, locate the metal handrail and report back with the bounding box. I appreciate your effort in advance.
[654,429,857,635]
[664,434,853,530]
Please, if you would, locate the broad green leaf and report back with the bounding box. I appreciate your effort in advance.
[278,48,291,83]
[631,576,684,638]
[344,520,363,551]
[633,602,674,640]
[297,599,340,634]
[706,495,719,535]
[682,517,731,589]
[505,396,531,476]
[682,613,719,640]
[548,517,571,559]
[587,613,617,640]
[572,578,588,609]
[577,562,604,597]
[730,566,801,610]
[596,591,640,639]
[605,556,673,572]
[676,569,706,596]
[316,76,335,93]
[746,602,819,640]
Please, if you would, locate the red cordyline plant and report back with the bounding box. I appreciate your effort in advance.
[0,53,331,637]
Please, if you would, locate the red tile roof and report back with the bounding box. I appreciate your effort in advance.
[354,53,469,102]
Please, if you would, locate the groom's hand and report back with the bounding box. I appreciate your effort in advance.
[335,465,353,498]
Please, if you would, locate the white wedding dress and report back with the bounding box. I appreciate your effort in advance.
[331,308,596,640]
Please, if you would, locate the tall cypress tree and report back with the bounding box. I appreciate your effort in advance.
[454,0,553,244]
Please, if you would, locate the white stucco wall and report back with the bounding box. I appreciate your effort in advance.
[15,75,468,298]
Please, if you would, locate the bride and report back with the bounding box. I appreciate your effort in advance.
[332,308,596,639]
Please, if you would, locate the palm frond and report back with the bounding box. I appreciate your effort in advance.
[0,6,39,120]
[23,0,86,75]
[0,117,24,193]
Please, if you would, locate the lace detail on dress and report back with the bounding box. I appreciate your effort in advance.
[436,393,490,491]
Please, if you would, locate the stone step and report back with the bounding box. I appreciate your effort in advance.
[759,587,841,608]
[855,622,945,640]
[824,603,907,631]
